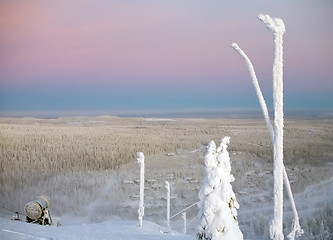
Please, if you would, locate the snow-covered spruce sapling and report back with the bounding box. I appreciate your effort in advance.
[137,152,145,228]
[197,137,243,240]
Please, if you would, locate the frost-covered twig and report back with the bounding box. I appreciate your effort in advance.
[137,152,145,228]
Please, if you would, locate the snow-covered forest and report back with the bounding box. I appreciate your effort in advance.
[0,116,332,239]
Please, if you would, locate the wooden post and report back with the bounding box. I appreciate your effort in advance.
[137,152,145,228]
[165,181,170,230]
[182,211,186,235]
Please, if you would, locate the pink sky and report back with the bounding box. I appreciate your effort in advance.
[1,0,332,112]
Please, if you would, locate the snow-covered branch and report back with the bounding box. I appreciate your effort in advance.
[232,41,303,240]
[232,14,303,240]
[231,43,274,142]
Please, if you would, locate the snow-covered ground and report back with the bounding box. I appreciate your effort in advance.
[1,177,332,239]
[0,218,194,240]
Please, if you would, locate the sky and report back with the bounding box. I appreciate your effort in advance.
[0,0,332,116]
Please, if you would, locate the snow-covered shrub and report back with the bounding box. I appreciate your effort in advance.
[197,137,243,240]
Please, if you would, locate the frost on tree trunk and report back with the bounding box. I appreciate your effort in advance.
[232,14,303,240]
[197,137,243,240]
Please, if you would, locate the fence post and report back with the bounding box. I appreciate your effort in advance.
[165,181,170,230]
[137,152,145,228]
[182,211,186,235]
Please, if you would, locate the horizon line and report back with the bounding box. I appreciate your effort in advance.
[0,107,332,119]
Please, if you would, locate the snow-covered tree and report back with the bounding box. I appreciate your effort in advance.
[197,137,243,240]
[232,14,303,240]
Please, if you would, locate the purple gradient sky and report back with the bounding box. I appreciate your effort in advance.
[1,0,332,115]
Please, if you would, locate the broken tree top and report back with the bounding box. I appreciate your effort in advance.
[257,14,285,35]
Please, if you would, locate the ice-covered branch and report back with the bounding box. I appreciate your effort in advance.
[232,41,303,239]
[231,43,274,142]
[285,169,304,239]
[232,14,303,240]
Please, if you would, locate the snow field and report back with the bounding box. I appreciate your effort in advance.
[0,218,194,240]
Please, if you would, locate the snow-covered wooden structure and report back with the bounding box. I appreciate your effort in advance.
[137,152,145,228]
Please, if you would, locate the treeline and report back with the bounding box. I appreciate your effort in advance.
[0,118,206,197]
[1,117,331,194]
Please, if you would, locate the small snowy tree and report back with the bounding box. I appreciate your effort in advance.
[197,137,243,240]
